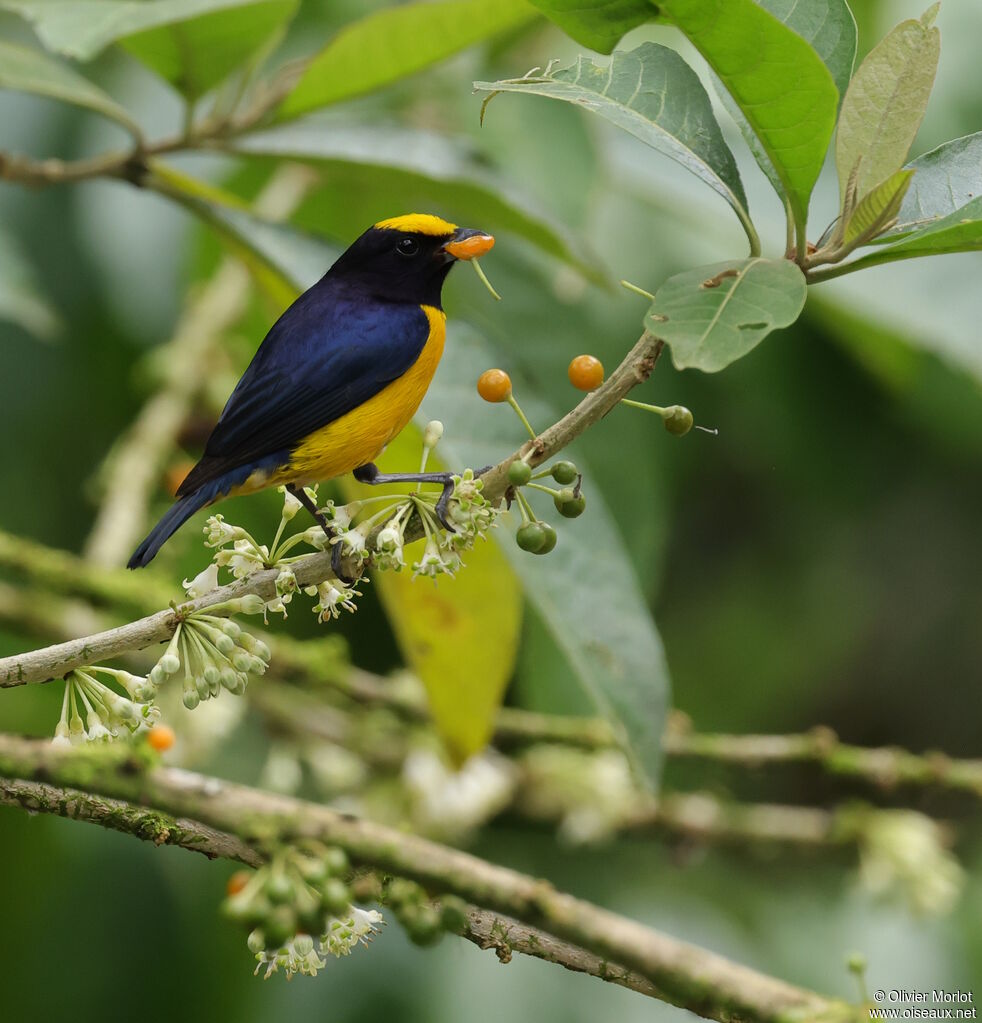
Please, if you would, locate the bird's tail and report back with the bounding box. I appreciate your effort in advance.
[127,489,212,569]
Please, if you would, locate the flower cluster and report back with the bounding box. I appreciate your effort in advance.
[149,596,270,710]
[52,666,158,746]
[223,842,383,979]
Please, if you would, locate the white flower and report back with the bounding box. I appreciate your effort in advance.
[412,538,456,579]
[278,485,303,522]
[321,907,384,957]
[275,567,298,600]
[312,580,360,622]
[204,515,241,547]
[183,563,220,598]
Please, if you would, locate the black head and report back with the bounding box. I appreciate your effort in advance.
[326,214,494,308]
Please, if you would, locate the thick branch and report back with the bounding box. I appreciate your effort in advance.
[0,735,853,1023]
[0,332,664,688]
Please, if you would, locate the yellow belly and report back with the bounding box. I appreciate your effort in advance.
[249,305,446,491]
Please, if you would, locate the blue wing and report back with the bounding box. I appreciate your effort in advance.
[178,280,429,496]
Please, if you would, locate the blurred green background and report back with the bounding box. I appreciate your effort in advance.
[1,0,981,1017]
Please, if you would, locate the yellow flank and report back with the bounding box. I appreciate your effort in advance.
[374,213,457,236]
[269,305,447,488]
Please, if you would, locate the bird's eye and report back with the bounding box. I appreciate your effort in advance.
[397,236,419,257]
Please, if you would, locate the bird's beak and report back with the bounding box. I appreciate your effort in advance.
[442,227,495,261]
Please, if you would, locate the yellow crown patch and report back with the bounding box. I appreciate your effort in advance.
[375,213,457,237]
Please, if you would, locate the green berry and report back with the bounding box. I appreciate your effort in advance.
[320,877,351,916]
[507,460,532,486]
[247,928,266,954]
[550,460,578,485]
[265,873,295,905]
[534,522,557,555]
[322,846,349,877]
[554,488,586,518]
[663,405,694,436]
[516,522,547,553]
[264,905,297,948]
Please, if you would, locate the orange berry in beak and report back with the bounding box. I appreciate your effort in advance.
[444,231,495,261]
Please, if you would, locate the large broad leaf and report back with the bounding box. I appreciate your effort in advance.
[522,0,656,53]
[0,40,140,137]
[887,132,982,237]
[474,44,753,244]
[277,0,537,121]
[715,0,856,206]
[646,258,807,372]
[344,433,523,766]
[0,0,298,99]
[228,122,598,280]
[835,4,940,206]
[659,0,838,230]
[423,326,671,788]
[0,228,60,341]
[837,195,982,272]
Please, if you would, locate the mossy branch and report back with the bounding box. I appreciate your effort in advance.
[0,734,858,1023]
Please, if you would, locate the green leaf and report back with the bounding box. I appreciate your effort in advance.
[345,433,523,766]
[842,168,914,246]
[0,39,140,137]
[228,122,599,280]
[646,258,807,372]
[714,0,856,204]
[838,195,982,272]
[522,0,656,52]
[277,0,538,120]
[0,228,60,341]
[888,132,982,236]
[422,327,671,788]
[0,0,298,99]
[659,0,838,228]
[835,4,940,206]
[474,44,753,245]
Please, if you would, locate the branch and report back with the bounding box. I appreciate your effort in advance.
[0,735,855,1023]
[0,331,664,688]
[0,773,659,1001]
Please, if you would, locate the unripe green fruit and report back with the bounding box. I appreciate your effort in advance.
[322,847,349,877]
[265,873,295,905]
[320,877,351,916]
[534,523,557,554]
[516,522,547,553]
[507,460,532,486]
[664,405,694,436]
[247,928,266,954]
[550,460,578,485]
[554,488,586,518]
[264,905,297,948]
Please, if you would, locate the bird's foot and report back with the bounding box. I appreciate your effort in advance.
[352,463,458,532]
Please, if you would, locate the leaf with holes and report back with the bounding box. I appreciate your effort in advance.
[835,4,940,206]
[474,43,752,242]
[646,258,807,373]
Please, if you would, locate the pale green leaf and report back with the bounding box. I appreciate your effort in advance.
[0,39,140,136]
[716,0,856,203]
[838,195,982,272]
[277,0,538,120]
[421,327,671,788]
[0,0,298,99]
[843,168,914,246]
[646,258,807,372]
[228,122,599,280]
[522,0,656,52]
[474,44,752,242]
[835,4,940,206]
[887,132,982,237]
[0,228,60,340]
[659,0,838,228]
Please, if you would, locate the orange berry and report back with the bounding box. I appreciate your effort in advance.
[226,870,251,897]
[147,723,176,753]
[568,354,604,391]
[477,368,512,403]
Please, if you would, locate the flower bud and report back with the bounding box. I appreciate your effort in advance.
[247,929,266,954]
[423,420,444,448]
[280,486,303,522]
[183,563,220,599]
[158,653,181,676]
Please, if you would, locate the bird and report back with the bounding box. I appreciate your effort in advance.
[127,213,495,570]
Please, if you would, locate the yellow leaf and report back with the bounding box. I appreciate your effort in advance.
[343,426,522,765]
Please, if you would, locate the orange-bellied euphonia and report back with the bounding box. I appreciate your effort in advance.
[127,213,494,569]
